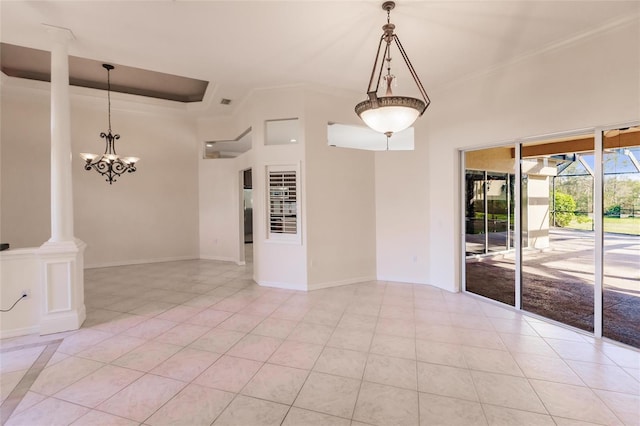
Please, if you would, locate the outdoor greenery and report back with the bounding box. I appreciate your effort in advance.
[554,175,640,217]
[569,216,640,235]
[553,173,640,233]
[553,191,576,227]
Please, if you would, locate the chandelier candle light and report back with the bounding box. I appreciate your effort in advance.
[80,64,139,184]
[355,1,431,140]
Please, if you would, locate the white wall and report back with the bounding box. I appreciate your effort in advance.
[1,78,200,267]
[1,86,51,248]
[198,87,308,289]
[0,249,40,338]
[305,89,377,289]
[199,154,248,263]
[375,146,430,284]
[197,86,378,290]
[375,18,640,292]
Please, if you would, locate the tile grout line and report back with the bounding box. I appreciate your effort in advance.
[412,285,423,426]
[349,283,385,424]
[276,310,334,425]
[0,339,62,424]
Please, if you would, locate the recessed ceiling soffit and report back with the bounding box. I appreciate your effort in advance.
[0,43,209,103]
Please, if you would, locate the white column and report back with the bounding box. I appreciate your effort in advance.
[48,26,75,242]
[38,25,86,335]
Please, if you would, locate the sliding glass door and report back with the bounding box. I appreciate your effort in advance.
[464,147,516,305]
[462,125,640,348]
[520,136,595,332]
[602,128,640,347]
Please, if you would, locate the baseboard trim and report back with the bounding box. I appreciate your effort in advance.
[40,306,86,336]
[257,280,307,291]
[85,256,198,269]
[376,275,430,286]
[257,276,380,292]
[199,255,237,263]
[307,275,377,291]
[0,325,40,340]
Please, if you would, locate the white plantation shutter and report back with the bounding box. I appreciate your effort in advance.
[268,168,298,238]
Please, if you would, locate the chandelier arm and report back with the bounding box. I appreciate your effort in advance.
[367,35,387,95]
[111,133,119,156]
[393,35,431,113]
[100,132,109,154]
[92,159,111,176]
[111,159,128,176]
[90,158,130,185]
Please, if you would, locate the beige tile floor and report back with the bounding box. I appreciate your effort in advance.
[1,259,639,425]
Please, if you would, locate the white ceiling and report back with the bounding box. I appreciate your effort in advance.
[1,1,638,117]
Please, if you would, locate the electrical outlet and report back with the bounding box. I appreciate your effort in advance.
[21,290,29,298]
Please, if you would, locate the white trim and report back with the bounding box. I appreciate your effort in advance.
[0,325,40,340]
[0,247,40,261]
[594,129,604,338]
[198,255,237,263]
[307,276,378,292]
[39,305,86,336]
[514,141,522,310]
[257,280,306,291]
[376,276,430,286]
[85,255,198,269]
[459,150,466,293]
[197,256,244,265]
[44,261,72,313]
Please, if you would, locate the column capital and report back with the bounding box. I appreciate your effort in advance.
[42,24,75,44]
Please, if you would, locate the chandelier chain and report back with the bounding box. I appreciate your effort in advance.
[107,67,112,132]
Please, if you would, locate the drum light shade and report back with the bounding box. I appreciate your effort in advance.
[356,96,425,135]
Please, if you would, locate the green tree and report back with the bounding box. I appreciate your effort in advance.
[553,191,576,227]
[555,175,592,214]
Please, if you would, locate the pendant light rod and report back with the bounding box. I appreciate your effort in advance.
[103,63,114,132]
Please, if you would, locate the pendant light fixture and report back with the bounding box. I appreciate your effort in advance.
[80,64,139,184]
[355,1,431,139]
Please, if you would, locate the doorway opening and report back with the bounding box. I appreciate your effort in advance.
[242,168,253,264]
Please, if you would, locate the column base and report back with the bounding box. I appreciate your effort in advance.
[38,239,87,335]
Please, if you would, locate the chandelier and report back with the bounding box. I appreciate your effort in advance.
[80,64,139,184]
[355,1,431,139]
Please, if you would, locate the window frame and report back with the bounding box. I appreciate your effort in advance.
[266,164,301,243]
